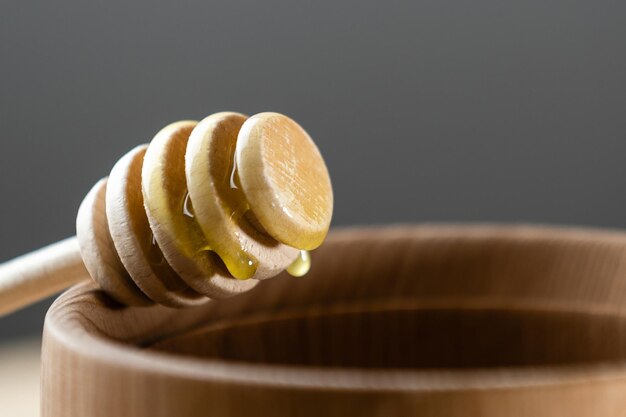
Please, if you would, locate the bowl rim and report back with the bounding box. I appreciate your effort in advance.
[44,223,626,393]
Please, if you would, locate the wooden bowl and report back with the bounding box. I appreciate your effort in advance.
[42,225,626,416]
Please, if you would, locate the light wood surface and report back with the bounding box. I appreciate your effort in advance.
[0,338,41,417]
[0,238,86,317]
[139,120,259,297]
[0,112,331,317]
[237,112,333,250]
[77,177,153,306]
[42,224,626,416]
[107,144,205,307]
[186,112,299,281]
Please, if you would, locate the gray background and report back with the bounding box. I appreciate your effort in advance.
[1,1,625,341]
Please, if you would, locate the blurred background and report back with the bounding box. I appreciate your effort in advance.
[1,0,625,368]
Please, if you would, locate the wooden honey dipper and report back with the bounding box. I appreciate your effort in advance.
[0,112,333,316]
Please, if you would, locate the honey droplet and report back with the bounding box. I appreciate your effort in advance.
[230,248,258,280]
[286,250,311,277]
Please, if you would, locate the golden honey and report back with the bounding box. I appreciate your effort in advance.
[142,118,316,283]
[286,250,311,277]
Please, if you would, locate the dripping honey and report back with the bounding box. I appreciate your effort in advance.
[286,250,311,277]
[169,154,310,280]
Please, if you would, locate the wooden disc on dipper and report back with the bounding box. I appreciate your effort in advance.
[235,113,333,250]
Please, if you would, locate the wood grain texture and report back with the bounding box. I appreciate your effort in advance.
[77,177,152,306]
[236,113,333,250]
[0,237,86,317]
[107,144,204,307]
[42,224,626,417]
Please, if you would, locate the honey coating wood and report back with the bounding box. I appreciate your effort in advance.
[0,111,331,316]
[186,112,298,280]
[106,144,205,307]
[42,225,626,417]
[140,120,258,299]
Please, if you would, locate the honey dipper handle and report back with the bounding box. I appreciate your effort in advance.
[0,237,88,317]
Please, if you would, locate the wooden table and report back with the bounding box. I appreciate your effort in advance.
[0,338,40,417]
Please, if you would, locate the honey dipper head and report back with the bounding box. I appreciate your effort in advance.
[236,113,333,250]
[77,111,332,307]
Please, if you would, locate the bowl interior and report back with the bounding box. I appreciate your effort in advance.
[142,225,626,370]
[50,226,626,374]
[149,302,626,369]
